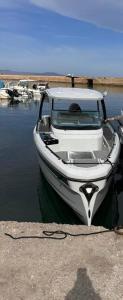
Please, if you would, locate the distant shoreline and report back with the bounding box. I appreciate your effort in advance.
[0,74,123,86]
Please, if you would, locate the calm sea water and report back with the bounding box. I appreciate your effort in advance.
[0,84,123,228]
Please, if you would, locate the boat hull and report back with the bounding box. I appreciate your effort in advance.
[37,152,113,225]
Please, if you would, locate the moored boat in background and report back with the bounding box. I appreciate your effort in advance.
[6,79,48,99]
[0,88,11,100]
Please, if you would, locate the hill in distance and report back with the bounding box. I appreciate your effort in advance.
[0,69,63,76]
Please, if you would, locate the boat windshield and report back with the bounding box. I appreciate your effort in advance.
[19,81,29,88]
[52,110,102,130]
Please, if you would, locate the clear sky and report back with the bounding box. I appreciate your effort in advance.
[0,0,123,76]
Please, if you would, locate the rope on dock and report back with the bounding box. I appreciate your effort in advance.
[4,226,123,240]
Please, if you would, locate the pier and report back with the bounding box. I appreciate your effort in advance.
[1,74,123,86]
[1,221,123,299]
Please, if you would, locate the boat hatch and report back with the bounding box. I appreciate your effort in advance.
[55,151,96,163]
[68,151,94,160]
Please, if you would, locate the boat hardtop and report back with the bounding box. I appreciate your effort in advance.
[46,87,103,101]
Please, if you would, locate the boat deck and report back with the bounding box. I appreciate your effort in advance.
[38,119,115,167]
[56,145,110,167]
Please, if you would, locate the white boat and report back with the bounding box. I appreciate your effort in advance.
[5,80,33,99]
[0,88,11,100]
[30,81,49,99]
[33,87,120,225]
[33,82,49,100]
[6,80,48,99]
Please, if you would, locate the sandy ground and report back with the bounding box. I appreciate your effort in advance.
[0,221,123,300]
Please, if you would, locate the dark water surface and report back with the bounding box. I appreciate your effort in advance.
[0,85,123,227]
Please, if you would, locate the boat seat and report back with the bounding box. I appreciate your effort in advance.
[52,127,103,151]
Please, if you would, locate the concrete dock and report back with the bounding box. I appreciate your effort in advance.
[0,221,123,300]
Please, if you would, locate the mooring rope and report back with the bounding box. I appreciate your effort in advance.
[4,226,123,240]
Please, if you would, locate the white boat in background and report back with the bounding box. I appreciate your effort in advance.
[37,82,49,92]
[0,88,11,100]
[0,81,10,100]
[6,80,48,99]
[34,87,120,225]
[6,81,33,99]
[33,82,49,100]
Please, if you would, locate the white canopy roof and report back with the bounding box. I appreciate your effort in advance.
[46,87,104,101]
